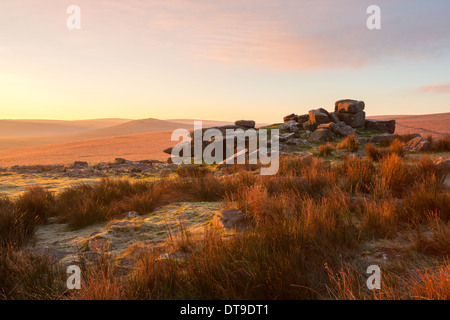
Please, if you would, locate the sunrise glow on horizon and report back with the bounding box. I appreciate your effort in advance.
[1,0,449,123]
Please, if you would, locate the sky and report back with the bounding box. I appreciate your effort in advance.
[0,0,449,123]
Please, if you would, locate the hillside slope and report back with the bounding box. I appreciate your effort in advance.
[369,112,450,137]
[0,131,176,167]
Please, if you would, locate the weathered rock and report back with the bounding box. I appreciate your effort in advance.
[235,120,255,128]
[163,147,174,155]
[122,211,139,219]
[405,136,432,152]
[435,156,450,171]
[318,108,331,118]
[370,133,396,144]
[308,128,336,143]
[297,114,310,125]
[303,121,318,132]
[330,112,340,123]
[115,158,127,165]
[28,169,43,174]
[404,133,422,140]
[338,111,366,128]
[309,109,330,125]
[365,119,396,134]
[299,132,310,140]
[357,137,370,144]
[93,162,108,170]
[332,122,356,137]
[335,99,365,113]
[279,120,300,133]
[283,113,298,123]
[286,138,310,146]
[190,124,252,140]
[215,209,250,232]
[279,132,296,142]
[72,161,88,168]
[318,122,337,131]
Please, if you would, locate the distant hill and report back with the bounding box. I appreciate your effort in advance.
[0,131,175,167]
[0,119,130,138]
[0,118,268,151]
[368,112,450,138]
[0,118,189,150]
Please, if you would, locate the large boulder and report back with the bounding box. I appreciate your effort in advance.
[317,122,337,131]
[405,136,432,152]
[302,120,318,132]
[72,161,88,169]
[191,124,250,138]
[370,133,396,144]
[318,108,331,118]
[286,138,310,146]
[283,113,298,123]
[308,128,336,143]
[309,110,330,125]
[329,112,340,123]
[115,158,127,165]
[365,119,396,134]
[335,99,365,113]
[279,120,300,133]
[279,132,296,142]
[235,120,255,128]
[435,156,450,172]
[338,111,366,128]
[297,114,310,125]
[332,122,356,137]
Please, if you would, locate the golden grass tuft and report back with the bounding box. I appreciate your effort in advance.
[318,143,334,157]
[336,135,359,152]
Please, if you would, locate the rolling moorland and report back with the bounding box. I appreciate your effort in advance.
[0,103,449,300]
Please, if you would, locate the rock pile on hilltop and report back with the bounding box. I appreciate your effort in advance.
[163,120,260,160]
[282,99,396,143]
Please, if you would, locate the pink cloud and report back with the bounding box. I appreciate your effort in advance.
[106,0,450,71]
[421,84,450,93]
[2,0,450,71]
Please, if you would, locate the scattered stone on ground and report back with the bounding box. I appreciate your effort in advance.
[435,156,450,171]
[279,120,301,133]
[365,119,396,134]
[370,133,396,144]
[235,120,256,128]
[308,128,336,143]
[404,136,432,152]
[214,209,250,232]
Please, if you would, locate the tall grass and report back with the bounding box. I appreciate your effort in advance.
[336,135,358,152]
[55,179,157,229]
[318,143,334,157]
[0,151,449,300]
[0,246,63,299]
[378,154,413,196]
[433,135,450,152]
[0,187,54,248]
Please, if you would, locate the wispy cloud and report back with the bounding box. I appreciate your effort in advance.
[420,84,450,93]
[2,0,449,71]
[109,0,450,70]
